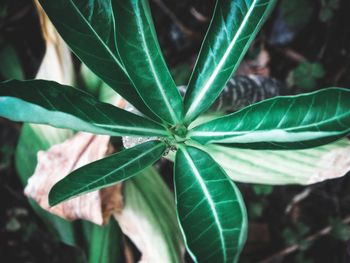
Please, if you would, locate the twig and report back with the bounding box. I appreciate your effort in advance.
[285,187,313,214]
[258,216,350,263]
[190,7,210,23]
[151,0,198,38]
[278,47,307,63]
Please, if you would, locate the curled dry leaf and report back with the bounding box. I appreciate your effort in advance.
[24,132,122,225]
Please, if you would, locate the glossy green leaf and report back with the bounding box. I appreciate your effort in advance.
[38,0,158,119]
[113,0,183,125]
[49,140,166,206]
[198,139,350,185]
[190,88,350,150]
[174,145,247,263]
[15,124,77,246]
[184,0,276,123]
[0,80,169,137]
[120,167,184,263]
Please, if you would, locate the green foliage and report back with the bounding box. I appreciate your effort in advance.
[330,218,350,241]
[287,62,325,91]
[183,0,277,123]
[282,223,311,250]
[1,0,350,261]
[0,45,25,80]
[252,185,273,196]
[49,141,167,206]
[280,0,313,28]
[190,88,350,149]
[174,146,247,263]
[319,0,339,23]
[249,202,264,219]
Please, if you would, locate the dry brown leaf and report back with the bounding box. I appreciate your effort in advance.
[24,132,121,225]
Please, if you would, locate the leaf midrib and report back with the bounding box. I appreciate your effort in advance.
[181,147,227,262]
[190,106,350,138]
[54,142,164,202]
[134,2,179,124]
[185,0,259,121]
[68,0,129,76]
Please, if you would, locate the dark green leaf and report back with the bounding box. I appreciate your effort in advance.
[0,45,25,80]
[38,0,158,120]
[281,0,313,27]
[0,80,169,137]
[183,0,276,123]
[189,88,350,150]
[113,0,184,125]
[174,145,247,263]
[49,140,166,206]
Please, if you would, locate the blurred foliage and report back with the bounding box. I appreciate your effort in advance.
[330,218,350,241]
[319,0,340,23]
[287,62,325,91]
[280,0,314,28]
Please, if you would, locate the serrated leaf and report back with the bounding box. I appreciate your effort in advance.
[190,88,350,149]
[201,138,350,185]
[38,0,158,120]
[49,140,166,206]
[0,80,169,137]
[174,145,247,263]
[184,0,276,123]
[113,0,184,125]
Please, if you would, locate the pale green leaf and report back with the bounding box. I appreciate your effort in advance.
[117,166,184,263]
[199,139,350,185]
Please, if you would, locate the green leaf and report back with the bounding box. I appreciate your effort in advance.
[49,140,166,206]
[330,218,350,241]
[174,145,247,263]
[15,124,77,246]
[201,138,350,185]
[38,0,158,120]
[287,62,325,91]
[0,45,25,80]
[120,167,184,263]
[86,219,123,263]
[0,80,169,137]
[113,0,183,125]
[281,0,313,28]
[183,0,276,123]
[189,88,350,150]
